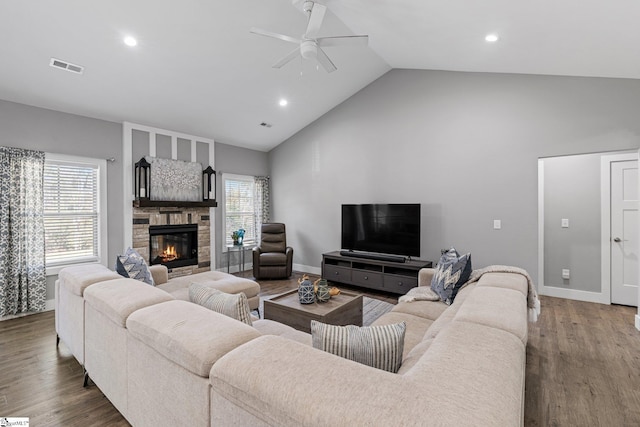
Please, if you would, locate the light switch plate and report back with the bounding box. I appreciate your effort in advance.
[493,220,501,230]
[561,218,569,228]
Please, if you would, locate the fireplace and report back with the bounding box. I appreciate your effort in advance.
[149,224,198,269]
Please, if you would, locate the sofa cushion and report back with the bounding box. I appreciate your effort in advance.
[84,278,174,327]
[396,337,434,375]
[476,271,528,298]
[372,311,433,358]
[252,319,312,346]
[311,320,406,373]
[189,283,252,326]
[126,300,261,377]
[115,247,154,286]
[431,248,472,305]
[58,264,122,296]
[402,321,526,426]
[454,286,528,344]
[391,299,448,321]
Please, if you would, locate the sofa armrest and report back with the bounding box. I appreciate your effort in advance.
[148,264,168,285]
[285,247,293,276]
[418,267,436,286]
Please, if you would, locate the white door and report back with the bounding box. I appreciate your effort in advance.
[611,160,639,306]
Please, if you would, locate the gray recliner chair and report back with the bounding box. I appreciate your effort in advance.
[252,223,293,280]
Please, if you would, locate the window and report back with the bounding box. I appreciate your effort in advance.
[222,174,257,249]
[43,154,107,272]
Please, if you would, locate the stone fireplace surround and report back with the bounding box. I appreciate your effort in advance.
[132,206,211,279]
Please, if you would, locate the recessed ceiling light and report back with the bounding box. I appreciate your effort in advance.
[485,34,499,43]
[124,36,138,47]
[279,99,288,107]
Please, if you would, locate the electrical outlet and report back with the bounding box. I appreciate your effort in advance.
[562,269,570,280]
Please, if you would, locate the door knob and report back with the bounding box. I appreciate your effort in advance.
[614,237,622,242]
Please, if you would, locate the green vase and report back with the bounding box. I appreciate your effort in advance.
[315,279,330,303]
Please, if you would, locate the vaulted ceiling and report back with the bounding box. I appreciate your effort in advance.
[1,1,638,151]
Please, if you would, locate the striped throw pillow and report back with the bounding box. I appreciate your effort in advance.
[311,320,406,373]
[188,282,252,326]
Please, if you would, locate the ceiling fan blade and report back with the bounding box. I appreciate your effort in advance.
[316,47,337,73]
[305,3,326,39]
[272,47,301,69]
[317,35,369,48]
[250,27,301,45]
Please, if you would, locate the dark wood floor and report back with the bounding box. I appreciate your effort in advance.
[1,273,639,426]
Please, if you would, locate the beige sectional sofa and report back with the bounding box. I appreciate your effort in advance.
[210,268,530,426]
[57,264,531,426]
[54,263,260,366]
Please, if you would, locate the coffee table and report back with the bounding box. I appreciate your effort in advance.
[263,289,363,334]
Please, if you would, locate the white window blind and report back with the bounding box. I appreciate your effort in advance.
[44,159,100,266]
[223,174,257,248]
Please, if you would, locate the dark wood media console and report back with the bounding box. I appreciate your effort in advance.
[322,251,432,295]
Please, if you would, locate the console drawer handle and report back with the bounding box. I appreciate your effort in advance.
[364,276,368,280]
[398,281,403,286]
[335,271,339,275]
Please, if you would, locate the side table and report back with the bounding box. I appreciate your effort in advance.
[227,244,253,273]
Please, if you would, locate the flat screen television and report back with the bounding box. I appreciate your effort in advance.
[341,204,421,258]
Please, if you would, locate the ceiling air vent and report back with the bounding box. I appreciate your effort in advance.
[49,58,84,74]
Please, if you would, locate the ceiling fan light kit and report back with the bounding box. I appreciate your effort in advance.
[250,1,369,73]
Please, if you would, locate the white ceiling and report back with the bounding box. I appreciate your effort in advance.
[1,1,639,152]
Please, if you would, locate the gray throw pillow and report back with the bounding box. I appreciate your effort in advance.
[115,247,155,286]
[311,320,406,373]
[430,247,472,305]
[188,282,252,326]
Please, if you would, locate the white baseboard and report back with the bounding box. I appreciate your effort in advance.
[45,299,55,312]
[636,314,640,331]
[538,285,609,305]
[216,262,254,274]
[216,263,320,277]
[293,264,321,276]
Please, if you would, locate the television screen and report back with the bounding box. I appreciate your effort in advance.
[341,204,421,258]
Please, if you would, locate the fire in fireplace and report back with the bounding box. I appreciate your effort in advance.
[149,224,198,269]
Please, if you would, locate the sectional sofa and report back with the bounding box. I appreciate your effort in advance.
[56,264,533,426]
[54,263,261,367]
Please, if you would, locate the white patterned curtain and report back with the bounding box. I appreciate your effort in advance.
[254,176,270,242]
[0,146,47,317]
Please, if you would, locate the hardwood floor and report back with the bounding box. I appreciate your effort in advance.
[525,296,640,426]
[1,274,639,426]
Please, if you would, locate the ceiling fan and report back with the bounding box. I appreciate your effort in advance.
[250,0,368,73]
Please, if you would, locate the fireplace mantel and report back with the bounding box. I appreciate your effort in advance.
[133,199,217,208]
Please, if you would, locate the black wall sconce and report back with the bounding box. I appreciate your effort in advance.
[135,157,151,200]
[203,166,216,202]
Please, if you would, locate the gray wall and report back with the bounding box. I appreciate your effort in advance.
[0,99,269,302]
[542,153,604,292]
[214,141,269,269]
[268,69,640,282]
[0,99,123,300]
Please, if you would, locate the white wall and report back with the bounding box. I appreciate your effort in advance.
[268,69,640,281]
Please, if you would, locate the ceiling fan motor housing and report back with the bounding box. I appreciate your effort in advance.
[300,40,318,59]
